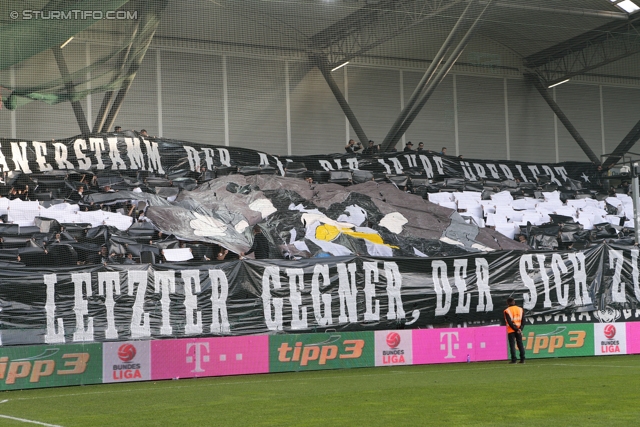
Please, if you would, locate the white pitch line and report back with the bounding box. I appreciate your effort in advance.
[0,414,63,427]
[0,399,8,404]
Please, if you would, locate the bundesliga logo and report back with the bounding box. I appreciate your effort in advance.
[118,344,137,362]
[600,324,621,354]
[112,344,141,380]
[382,332,404,364]
[386,332,401,348]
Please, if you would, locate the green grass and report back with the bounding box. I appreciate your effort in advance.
[1,355,640,426]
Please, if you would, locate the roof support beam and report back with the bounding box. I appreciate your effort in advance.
[602,119,640,169]
[315,56,368,144]
[311,0,466,68]
[524,17,640,86]
[381,0,493,153]
[527,73,600,165]
[52,46,91,135]
[381,0,476,150]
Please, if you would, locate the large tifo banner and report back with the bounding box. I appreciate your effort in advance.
[1,323,640,390]
[0,134,594,184]
[1,242,640,346]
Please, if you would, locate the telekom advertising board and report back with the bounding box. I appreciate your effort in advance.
[627,322,640,355]
[151,336,269,380]
[412,326,506,364]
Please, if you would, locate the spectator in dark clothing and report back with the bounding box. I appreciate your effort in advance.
[403,141,414,152]
[241,225,270,259]
[69,185,84,202]
[417,142,425,152]
[440,147,447,156]
[362,140,379,156]
[345,139,362,154]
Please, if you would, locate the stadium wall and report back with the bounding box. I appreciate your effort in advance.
[3,42,640,163]
[1,324,638,391]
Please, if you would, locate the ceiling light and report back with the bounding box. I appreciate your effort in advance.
[548,78,570,88]
[60,37,74,49]
[331,61,349,72]
[617,0,640,13]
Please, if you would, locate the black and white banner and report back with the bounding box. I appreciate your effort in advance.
[0,134,596,185]
[1,242,639,346]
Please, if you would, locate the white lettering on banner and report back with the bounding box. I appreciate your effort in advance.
[337,263,358,323]
[107,138,126,170]
[514,165,528,182]
[74,139,92,170]
[554,166,569,182]
[334,158,344,170]
[609,249,626,303]
[567,252,592,306]
[32,141,53,171]
[44,274,65,344]
[384,262,405,320]
[520,254,538,310]
[202,148,215,170]
[155,271,176,335]
[125,138,145,170]
[209,269,231,334]
[72,273,93,342]
[464,162,477,180]
[287,268,307,330]
[460,162,474,180]
[475,258,493,312]
[473,163,487,180]
[536,254,552,308]
[404,154,417,168]
[433,260,452,316]
[275,157,285,176]
[129,270,151,339]
[0,143,10,172]
[486,163,499,179]
[632,249,640,301]
[499,164,514,180]
[11,141,32,173]
[98,272,121,339]
[184,145,201,172]
[54,142,74,169]
[363,262,380,321]
[388,157,404,174]
[542,165,561,185]
[311,264,333,326]
[418,155,434,178]
[346,157,359,170]
[182,270,203,335]
[377,158,392,174]
[262,266,284,331]
[258,152,270,166]
[432,156,444,175]
[318,159,335,171]
[454,259,471,314]
[528,165,541,181]
[217,148,231,167]
[144,140,165,174]
[551,253,569,306]
[89,137,106,170]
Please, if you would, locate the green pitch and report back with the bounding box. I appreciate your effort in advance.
[1,355,639,426]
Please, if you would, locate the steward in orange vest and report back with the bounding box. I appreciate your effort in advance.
[504,297,525,363]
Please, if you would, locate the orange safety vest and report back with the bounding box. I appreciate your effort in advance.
[504,305,523,333]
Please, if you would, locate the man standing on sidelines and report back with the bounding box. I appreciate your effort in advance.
[504,297,525,364]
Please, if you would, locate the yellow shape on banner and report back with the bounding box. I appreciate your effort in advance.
[315,224,398,248]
